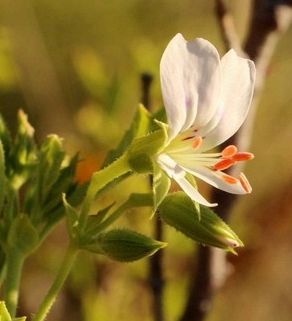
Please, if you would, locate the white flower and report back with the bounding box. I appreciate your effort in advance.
[157,34,256,207]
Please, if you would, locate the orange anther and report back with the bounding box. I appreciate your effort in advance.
[222,145,238,158]
[213,158,235,171]
[232,152,254,162]
[239,173,252,193]
[192,136,203,149]
[222,174,238,184]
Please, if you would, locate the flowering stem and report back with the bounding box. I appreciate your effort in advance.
[4,250,25,318]
[32,245,78,321]
[79,153,131,230]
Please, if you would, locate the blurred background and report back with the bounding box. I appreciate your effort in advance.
[0,0,292,320]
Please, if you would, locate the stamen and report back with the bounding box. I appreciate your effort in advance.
[222,174,238,184]
[239,173,252,193]
[213,158,235,171]
[232,152,254,162]
[192,136,203,149]
[222,145,238,158]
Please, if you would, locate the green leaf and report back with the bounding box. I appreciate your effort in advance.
[159,192,243,253]
[152,165,171,213]
[0,301,12,321]
[7,215,39,256]
[85,229,167,262]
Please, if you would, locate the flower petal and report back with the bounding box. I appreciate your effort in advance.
[173,173,218,207]
[160,34,221,140]
[201,49,256,151]
[157,154,217,207]
[180,164,251,194]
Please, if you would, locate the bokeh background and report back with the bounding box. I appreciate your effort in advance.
[0,0,292,321]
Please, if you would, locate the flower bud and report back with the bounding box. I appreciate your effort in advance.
[83,229,167,262]
[159,192,243,253]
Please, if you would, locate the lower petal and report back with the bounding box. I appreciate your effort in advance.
[173,173,218,207]
[157,154,217,207]
[180,165,251,194]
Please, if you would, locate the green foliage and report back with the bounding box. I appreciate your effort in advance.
[159,192,243,253]
[7,215,38,256]
[0,110,85,277]
[85,229,166,262]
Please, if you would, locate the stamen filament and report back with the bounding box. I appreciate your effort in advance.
[239,173,252,193]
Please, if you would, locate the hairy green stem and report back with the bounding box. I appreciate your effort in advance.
[4,250,25,318]
[32,245,78,321]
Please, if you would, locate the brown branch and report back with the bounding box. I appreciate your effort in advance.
[215,0,243,54]
[140,73,165,321]
[148,218,165,321]
[179,1,292,321]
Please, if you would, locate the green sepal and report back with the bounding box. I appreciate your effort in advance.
[84,203,115,235]
[128,153,153,173]
[80,193,153,245]
[62,194,79,242]
[128,126,168,173]
[84,229,167,262]
[152,165,171,214]
[7,215,39,256]
[0,302,26,321]
[150,107,167,127]
[103,104,151,167]
[159,192,243,253]
[0,301,11,321]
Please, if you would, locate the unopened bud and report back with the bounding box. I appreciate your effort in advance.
[159,192,243,253]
